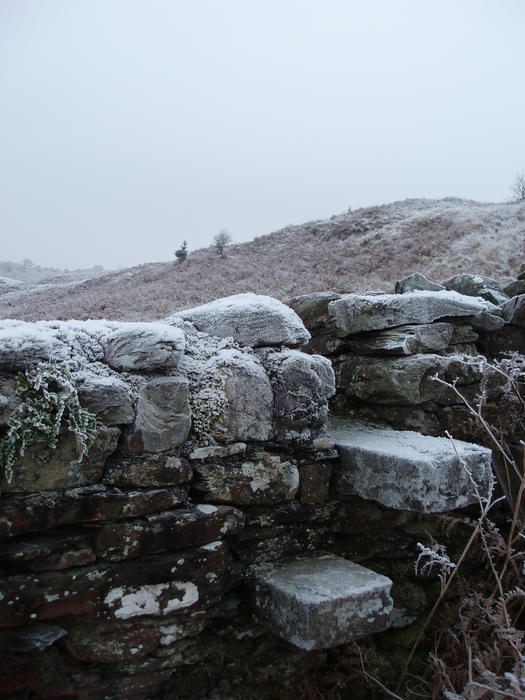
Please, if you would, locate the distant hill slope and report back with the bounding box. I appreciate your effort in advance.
[1,198,524,322]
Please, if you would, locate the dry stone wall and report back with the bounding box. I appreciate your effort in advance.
[0,281,521,699]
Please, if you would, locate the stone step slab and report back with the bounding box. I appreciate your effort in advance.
[252,554,393,650]
[329,419,492,513]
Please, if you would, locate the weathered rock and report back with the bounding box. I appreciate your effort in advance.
[0,528,95,573]
[234,524,330,565]
[503,279,525,297]
[0,485,187,537]
[0,624,67,652]
[262,349,335,444]
[95,505,245,561]
[189,443,246,460]
[77,373,135,424]
[343,323,458,356]
[173,293,310,348]
[194,453,299,505]
[0,543,239,626]
[328,291,502,336]
[329,419,492,512]
[335,353,484,406]
[252,555,393,650]
[297,463,333,503]
[395,273,445,294]
[63,614,207,663]
[126,376,191,452]
[289,292,341,330]
[501,294,525,327]
[103,454,193,488]
[0,426,120,493]
[442,273,508,305]
[101,323,185,372]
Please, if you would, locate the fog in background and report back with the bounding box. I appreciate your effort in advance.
[1,0,524,270]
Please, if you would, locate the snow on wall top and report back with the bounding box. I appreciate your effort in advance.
[168,293,311,348]
[0,319,185,372]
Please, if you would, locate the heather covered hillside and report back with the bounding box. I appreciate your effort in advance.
[1,197,524,322]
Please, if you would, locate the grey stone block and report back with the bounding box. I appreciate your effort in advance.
[395,272,445,294]
[329,419,492,513]
[102,323,185,372]
[252,555,393,650]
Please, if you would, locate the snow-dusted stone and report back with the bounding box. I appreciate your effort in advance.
[395,273,445,294]
[0,321,69,370]
[102,323,185,372]
[252,555,393,650]
[173,293,310,348]
[442,274,508,305]
[194,452,299,505]
[329,419,492,513]
[336,353,484,406]
[328,291,503,336]
[77,373,135,425]
[126,377,191,452]
[261,349,335,444]
[1,426,120,493]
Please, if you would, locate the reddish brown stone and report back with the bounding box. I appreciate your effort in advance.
[0,485,187,537]
[103,454,193,488]
[95,504,245,561]
[297,462,333,503]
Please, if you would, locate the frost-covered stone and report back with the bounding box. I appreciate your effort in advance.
[0,426,120,493]
[102,323,185,371]
[329,419,492,512]
[344,323,461,356]
[262,349,335,444]
[126,377,191,452]
[503,279,525,298]
[252,555,393,650]
[194,453,299,505]
[328,291,503,336]
[77,373,135,424]
[442,273,508,305]
[173,293,310,347]
[289,292,341,330]
[0,322,70,370]
[395,273,445,294]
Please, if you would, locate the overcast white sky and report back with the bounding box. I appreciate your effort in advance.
[1,0,524,270]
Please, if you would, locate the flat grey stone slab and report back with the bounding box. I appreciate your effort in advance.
[253,555,393,650]
[329,419,492,513]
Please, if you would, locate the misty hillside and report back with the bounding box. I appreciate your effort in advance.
[1,197,524,322]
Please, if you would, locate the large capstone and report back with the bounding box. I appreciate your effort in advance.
[252,555,393,650]
[329,419,492,513]
[171,293,311,348]
[102,323,185,371]
[328,291,502,336]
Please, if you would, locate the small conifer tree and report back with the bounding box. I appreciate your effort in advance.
[174,240,188,262]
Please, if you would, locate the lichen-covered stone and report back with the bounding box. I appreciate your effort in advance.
[262,349,335,445]
[442,273,508,305]
[297,463,333,503]
[328,291,502,336]
[395,273,445,294]
[0,528,95,573]
[330,419,492,512]
[173,293,310,347]
[194,453,299,505]
[0,426,120,493]
[126,376,191,452]
[95,505,245,561]
[189,443,246,460]
[103,454,192,488]
[101,323,185,371]
[252,555,393,650]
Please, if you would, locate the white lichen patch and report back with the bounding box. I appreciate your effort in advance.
[201,540,222,551]
[104,581,199,620]
[163,582,199,613]
[196,504,218,514]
